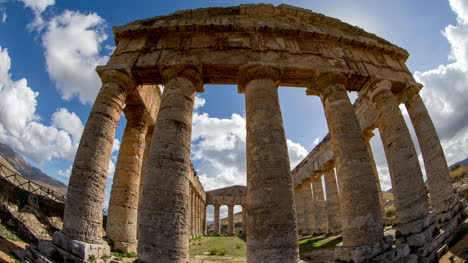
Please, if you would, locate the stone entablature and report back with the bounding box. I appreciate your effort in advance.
[206,185,246,206]
[107,4,415,92]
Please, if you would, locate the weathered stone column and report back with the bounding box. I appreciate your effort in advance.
[204,204,208,235]
[214,204,221,236]
[228,205,235,235]
[301,180,315,234]
[363,131,385,215]
[242,206,247,235]
[403,85,455,213]
[294,186,305,234]
[138,126,154,211]
[137,65,202,262]
[309,72,383,246]
[190,189,194,237]
[361,80,429,235]
[107,105,149,253]
[197,196,201,236]
[323,168,341,233]
[302,182,316,234]
[241,65,299,262]
[311,176,328,233]
[61,69,134,258]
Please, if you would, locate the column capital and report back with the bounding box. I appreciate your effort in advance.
[213,204,221,208]
[306,72,348,97]
[96,68,137,91]
[398,83,423,104]
[160,64,204,92]
[359,79,392,102]
[238,64,281,93]
[227,204,235,208]
[123,105,153,127]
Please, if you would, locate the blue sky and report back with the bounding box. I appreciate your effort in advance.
[0,0,467,218]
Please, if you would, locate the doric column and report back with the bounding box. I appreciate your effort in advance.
[323,168,341,233]
[228,205,234,235]
[204,204,207,235]
[197,196,201,236]
[240,65,299,262]
[311,176,328,233]
[107,105,150,253]
[137,126,154,232]
[137,65,202,262]
[361,80,429,235]
[309,72,383,246]
[403,86,455,213]
[214,204,221,236]
[294,186,305,234]
[363,131,385,215]
[242,206,247,235]
[190,189,194,237]
[301,180,315,234]
[63,70,133,252]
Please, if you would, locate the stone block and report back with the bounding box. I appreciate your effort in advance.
[52,231,110,260]
[334,243,383,262]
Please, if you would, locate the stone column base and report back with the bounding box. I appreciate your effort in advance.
[35,231,111,262]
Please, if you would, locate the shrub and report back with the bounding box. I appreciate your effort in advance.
[209,248,218,255]
[87,255,96,262]
[218,249,226,256]
[235,244,242,249]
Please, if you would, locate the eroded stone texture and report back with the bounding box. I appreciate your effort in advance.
[107,106,149,253]
[214,204,221,236]
[404,87,455,213]
[324,169,341,233]
[137,66,201,262]
[63,70,133,246]
[295,185,305,234]
[363,131,385,215]
[301,180,315,234]
[311,176,328,233]
[242,65,299,263]
[228,205,234,235]
[314,73,383,246]
[242,206,247,235]
[362,80,429,235]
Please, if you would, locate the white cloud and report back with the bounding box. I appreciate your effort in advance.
[1,7,6,23]
[0,46,83,163]
[313,137,320,146]
[192,110,309,191]
[194,95,206,110]
[19,0,54,30]
[42,10,109,104]
[414,0,468,166]
[112,138,121,152]
[52,108,84,142]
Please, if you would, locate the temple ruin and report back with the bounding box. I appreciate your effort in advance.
[31,4,466,263]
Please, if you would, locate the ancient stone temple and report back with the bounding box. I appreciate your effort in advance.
[34,4,465,263]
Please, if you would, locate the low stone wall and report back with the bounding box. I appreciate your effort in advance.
[0,176,64,243]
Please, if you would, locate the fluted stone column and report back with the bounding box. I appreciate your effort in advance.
[107,106,149,253]
[214,204,221,236]
[323,169,341,233]
[137,65,202,262]
[301,180,315,234]
[311,176,328,233]
[404,86,455,213]
[242,206,247,235]
[361,80,429,235]
[311,72,383,246]
[295,186,305,234]
[228,205,234,235]
[241,65,299,262]
[190,190,194,237]
[197,196,201,236]
[204,204,207,235]
[62,70,133,256]
[363,131,385,215]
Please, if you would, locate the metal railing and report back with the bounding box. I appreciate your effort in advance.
[0,163,66,203]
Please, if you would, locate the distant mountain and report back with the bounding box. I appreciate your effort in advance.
[0,143,67,194]
[449,157,468,170]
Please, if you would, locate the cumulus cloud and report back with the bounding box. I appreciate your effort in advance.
[413,0,468,165]
[1,7,6,23]
[192,103,308,191]
[52,108,84,143]
[0,46,81,163]
[42,10,109,104]
[19,0,54,30]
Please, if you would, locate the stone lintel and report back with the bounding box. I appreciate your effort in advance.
[125,84,161,125]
